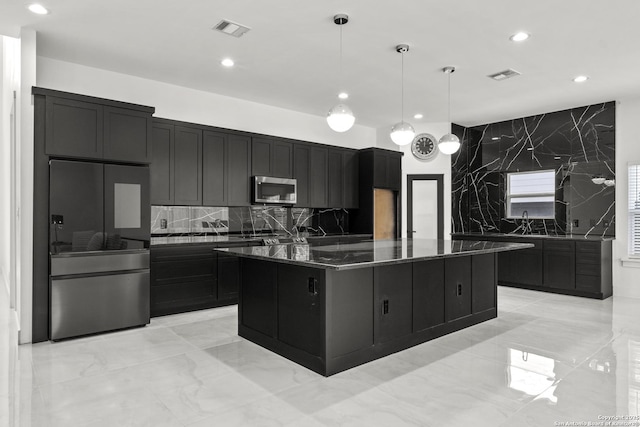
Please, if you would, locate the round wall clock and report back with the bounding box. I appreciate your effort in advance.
[411,133,438,161]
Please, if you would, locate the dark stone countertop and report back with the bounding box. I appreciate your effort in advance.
[150,233,373,247]
[451,232,615,242]
[215,238,533,271]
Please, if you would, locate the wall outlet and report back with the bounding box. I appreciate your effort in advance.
[573,219,579,227]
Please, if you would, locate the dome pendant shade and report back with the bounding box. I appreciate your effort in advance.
[390,121,415,146]
[327,104,355,132]
[438,133,461,154]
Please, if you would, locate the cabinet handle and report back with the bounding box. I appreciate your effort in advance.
[308,277,318,295]
[382,299,389,315]
[457,283,463,296]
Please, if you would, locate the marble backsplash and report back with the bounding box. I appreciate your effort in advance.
[452,102,615,237]
[151,205,350,236]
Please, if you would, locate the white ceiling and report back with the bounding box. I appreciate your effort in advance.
[2,0,640,127]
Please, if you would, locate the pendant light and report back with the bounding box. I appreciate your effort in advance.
[438,66,461,154]
[390,44,415,146]
[326,14,355,133]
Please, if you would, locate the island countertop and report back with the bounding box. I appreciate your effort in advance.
[216,238,533,271]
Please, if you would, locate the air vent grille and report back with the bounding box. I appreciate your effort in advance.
[488,69,521,81]
[213,19,251,38]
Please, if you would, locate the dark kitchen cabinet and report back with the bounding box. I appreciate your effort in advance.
[202,131,251,206]
[150,245,218,317]
[241,258,278,338]
[373,149,402,190]
[498,239,543,287]
[42,91,153,163]
[45,97,103,159]
[293,144,311,207]
[328,149,344,207]
[343,150,359,208]
[151,123,174,205]
[217,252,240,300]
[174,126,202,206]
[227,135,252,206]
[103,106,152,163]
[310,146,329,208]
[445,256,472,321]
[251,137,292,178]
[277,265,324,357]
[413,259,445,331]
[472,254,496,313]
[150,122,202,205]
[374,263,412,344]
[575,241,612,296]
[543,240,575,290]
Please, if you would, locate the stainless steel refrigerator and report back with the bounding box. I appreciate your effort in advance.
[49,160,150,340]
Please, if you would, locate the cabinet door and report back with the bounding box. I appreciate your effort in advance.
[227,135,251,206]
[272,140,293,178]
[103,107,152,163]
[374,263,412,344]
[310,147,328,207]
[202,131,226,205]
[150,123,174,205]
[445,256,472,321]
[173,126,202,205]
[413,259,445,331]
[251,137,272,176]
[343,150,359,208]
[543,241,575,289]
[241,258,277,338]
[512,248,543,286]
[217,252,239,300]
[327,149,344,207]
[293,144,311,207]
[45,97,103,159]
[373,151,388,188]
[277,264,324,357]
[472,254,496,313]
[387,154,402,190]
[543,250,576,289]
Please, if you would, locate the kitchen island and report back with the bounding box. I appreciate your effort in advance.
[218,238,532,376]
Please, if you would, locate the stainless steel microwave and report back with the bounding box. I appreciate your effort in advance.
[253,176,297,204]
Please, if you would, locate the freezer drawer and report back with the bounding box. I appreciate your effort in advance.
[51,270,150,340]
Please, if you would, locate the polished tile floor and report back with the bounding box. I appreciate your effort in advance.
[1,285,639,426]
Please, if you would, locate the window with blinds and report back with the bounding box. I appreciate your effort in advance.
[628,164,640,257]
[506,170,555,219]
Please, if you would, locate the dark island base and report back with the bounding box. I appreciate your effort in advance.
[237,253,499,377]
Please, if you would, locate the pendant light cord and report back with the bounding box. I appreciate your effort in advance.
[339,24,343,90]
[447,70,451,124]
[401,51,405,123]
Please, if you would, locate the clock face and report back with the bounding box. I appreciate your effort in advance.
[411,133,437,160]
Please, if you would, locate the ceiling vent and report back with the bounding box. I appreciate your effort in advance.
[488,69,521,81]
[213,19,251,38]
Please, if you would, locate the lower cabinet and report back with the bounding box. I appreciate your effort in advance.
[413,259,445,331]
[374,264,412,344]
[453,234,612,299]
[150,245,242,317]
[444,256,472,321]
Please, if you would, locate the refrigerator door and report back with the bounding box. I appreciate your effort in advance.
[104,164,150,250]
[49,160,104,254]
[374,188,397,240]
[51,269,150,340]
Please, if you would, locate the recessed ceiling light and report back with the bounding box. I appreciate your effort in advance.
[338,92,349,100]
[573,75,589,83]
[414,113,423,119]
[221,58,234,67]
[27,3,49,14]
[510,32,530,42]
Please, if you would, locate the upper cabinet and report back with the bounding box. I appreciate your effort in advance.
[150,122,202,206]
[36,87,154,164]
[372,149,402,190]
[203,131,251,206]
[251,137,293,178]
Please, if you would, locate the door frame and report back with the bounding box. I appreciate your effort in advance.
[407,174,444,240]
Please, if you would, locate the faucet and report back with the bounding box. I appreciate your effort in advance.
[521,210,531,234]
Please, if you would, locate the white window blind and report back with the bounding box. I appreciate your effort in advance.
[628,164,640,257]
[507,170,555,219]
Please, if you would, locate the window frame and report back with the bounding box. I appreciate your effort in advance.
[506,169,556,220]
[628,163,640,258]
